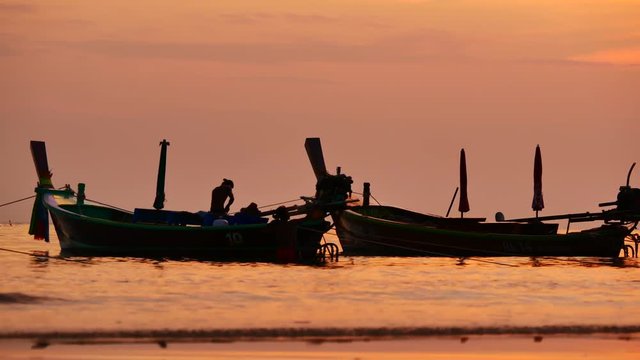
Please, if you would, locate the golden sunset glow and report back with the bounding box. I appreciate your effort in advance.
[1,1,639,227]
[571,47,640,65]
[1,3,640,358]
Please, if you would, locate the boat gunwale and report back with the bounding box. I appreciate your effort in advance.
[340,206,628,241]
[43,194,270,232]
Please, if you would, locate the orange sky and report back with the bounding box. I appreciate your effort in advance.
[1,0,639,223]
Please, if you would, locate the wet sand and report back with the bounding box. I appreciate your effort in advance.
[1,334,638,360]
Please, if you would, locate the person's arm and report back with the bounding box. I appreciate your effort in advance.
[225,191,235,212]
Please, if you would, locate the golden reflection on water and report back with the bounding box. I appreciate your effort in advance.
[1,224,640,332]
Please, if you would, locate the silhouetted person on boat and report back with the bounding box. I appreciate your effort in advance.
[240,202,260,217]
[210,179,235,216]
[272,206,290,223]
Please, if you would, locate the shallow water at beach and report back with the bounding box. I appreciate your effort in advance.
[1,224,640,334]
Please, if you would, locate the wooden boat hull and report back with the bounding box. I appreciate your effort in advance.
[333,206,629,257]
[44,194,329,261]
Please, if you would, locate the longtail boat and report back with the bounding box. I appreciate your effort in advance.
[332,205,636,257]
[304,138,640,257]
[28,140,337,262]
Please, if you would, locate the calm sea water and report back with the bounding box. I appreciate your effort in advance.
[1,224,640,335]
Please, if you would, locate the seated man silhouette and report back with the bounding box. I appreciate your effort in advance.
[210,178,235,217]
[240,202,260,217]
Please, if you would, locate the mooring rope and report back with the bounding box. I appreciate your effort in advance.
[322,226,518,267]
[351,191,382,206]
[345,228,514,257]
[0,247,37,257]
[0,247,90,264]
[0,195,36,208]
[84,198,131,214]
[354,236,518,267]
[330,227,636,267]
[369,194,382,206]
[0,186,76,208]
[258,198,304,209]
[535,255,636,266]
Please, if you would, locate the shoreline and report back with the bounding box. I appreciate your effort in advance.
[1,333,638,360]
[3,325,640,341]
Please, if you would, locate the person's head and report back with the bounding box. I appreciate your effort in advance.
[273,205,290,222]
[222,178,234,189]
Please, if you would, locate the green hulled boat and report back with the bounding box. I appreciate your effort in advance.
[29,140,332,262]
[304,138,640,258]
[333,205,635,257]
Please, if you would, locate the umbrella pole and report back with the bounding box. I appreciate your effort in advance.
[445,187,458,218]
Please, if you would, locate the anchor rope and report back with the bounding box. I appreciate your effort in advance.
[337,222,516,257]
[0,186,81,208]
[319,223,520,266]
[535,255,637,266]
[5,186,635,265]
[351,191,383,206]
[346,231,634,266]
[84,198,131,214]
[331,224,637,266]
[0,188,132,217]
[296,223,336,234]
[0,247,90,264]
[258,198,304,209]
[353,236,518,267]
[0,195,36,208]
[350,192,443,218]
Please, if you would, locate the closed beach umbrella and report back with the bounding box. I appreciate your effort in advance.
[532,144,544,217]
[458,148,470,216]
[153,139,170,210]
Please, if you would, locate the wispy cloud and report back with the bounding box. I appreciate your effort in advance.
[46,29,470,64]
[221,75,338,85]
[0,43,17,55]
[568,47,640,66]
[217,12,275,24]
[282,13,339,23]
[0,33,20,56]
[0,1,36,13]
[215,11,389,29]
[218,12,339,25]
